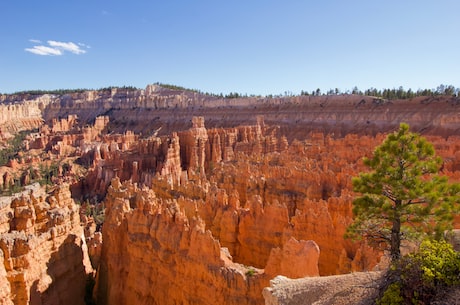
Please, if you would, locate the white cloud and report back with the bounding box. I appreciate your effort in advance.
[25,40,88,56]
[48,40,87,55]
[25,45,62,56]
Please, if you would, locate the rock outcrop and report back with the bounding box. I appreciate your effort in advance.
[265,238,320,278]
[0,184,93,305]
[96,178,321,305]
[263,272,381,305]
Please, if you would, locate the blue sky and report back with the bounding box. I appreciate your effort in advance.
[1,0,459,95]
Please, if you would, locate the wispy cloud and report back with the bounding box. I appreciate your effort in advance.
[48,40,87,55]
[25,40,88,56]
[25,45,62,56]
[78,42,91,49]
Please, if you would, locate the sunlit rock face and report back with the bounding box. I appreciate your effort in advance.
[98,179,248,304]
[88,118,380,278]
[0,184,92,305]
[4,85,460,140]
[0,94,49,135]
[89,113,460,304]
[95,177,323,305]
[90,119,359,304]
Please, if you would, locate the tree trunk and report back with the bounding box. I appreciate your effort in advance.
[390,200,402,262]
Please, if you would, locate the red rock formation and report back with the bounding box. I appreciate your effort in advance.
[95,178,273,305]
[179,116,208,180]
[0,266,12,305]
[82,132,180,196]
[51,115,78,133]
[265,237,320,278]
[0,184,93,305]
[96,178,322,305]
[2,87,460,304]
[88,118,386,304]
[86,117,460,280]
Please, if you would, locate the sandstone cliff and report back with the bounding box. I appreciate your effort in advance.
[0,184,92,305]
[3,85,460,140]
[0,94,51,135]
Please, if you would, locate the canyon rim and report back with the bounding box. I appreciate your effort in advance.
[0,85,459,304]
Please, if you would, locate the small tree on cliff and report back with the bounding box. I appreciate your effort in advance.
[346,123,460,263]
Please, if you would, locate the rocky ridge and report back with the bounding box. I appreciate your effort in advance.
[2,85,460,140]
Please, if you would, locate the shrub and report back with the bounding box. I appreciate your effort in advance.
[377,282,404,305]
[415,238,460,286]
[245,267,256,277]
[378,239,460,304]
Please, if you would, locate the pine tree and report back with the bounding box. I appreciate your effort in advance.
[346,123,460,262]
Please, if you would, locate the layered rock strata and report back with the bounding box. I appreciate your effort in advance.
[2,85,460,139]
[0,96,47,134]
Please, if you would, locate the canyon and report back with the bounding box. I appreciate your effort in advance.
[0,85,459,304]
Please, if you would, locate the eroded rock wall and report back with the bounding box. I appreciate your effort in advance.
[0,95,51,135]
[96,178,311,305]
[89,117,460,282]
[90,118,380,305]
[4,85,460,141]
[0,184,92,305]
